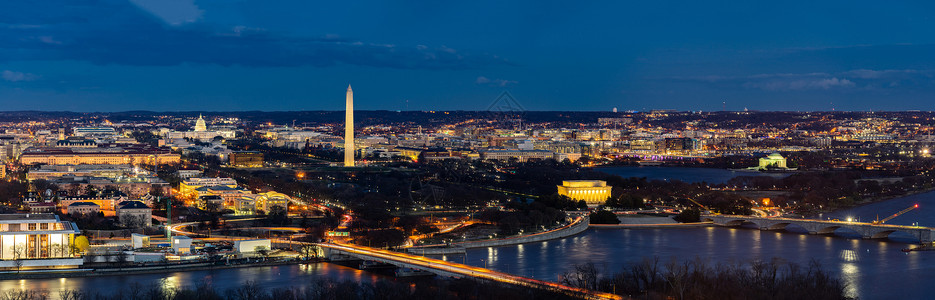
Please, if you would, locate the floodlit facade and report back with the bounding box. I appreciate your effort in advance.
[345,85,355,167]
[0,214,82,269]
[19,145,180,165]
[179,177,238,194]
[229,151,264,167]
[758,152,788,169]
[557,180,612,205]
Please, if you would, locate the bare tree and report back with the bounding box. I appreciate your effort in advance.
[10,243,25,273]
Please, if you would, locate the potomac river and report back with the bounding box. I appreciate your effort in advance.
[5,167,935,299]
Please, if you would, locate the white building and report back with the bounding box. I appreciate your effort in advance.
[0,214,83,269]
[164,115,237,141]
[66,202,100,216]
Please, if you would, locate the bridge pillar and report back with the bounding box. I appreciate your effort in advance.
[919,229,934,243]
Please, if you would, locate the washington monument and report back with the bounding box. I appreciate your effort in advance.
[344,85,355,167]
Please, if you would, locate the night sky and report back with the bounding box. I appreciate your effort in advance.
[2,1,935,112]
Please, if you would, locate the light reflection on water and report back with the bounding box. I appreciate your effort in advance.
[0,263,384,296]
[440,227,932,300]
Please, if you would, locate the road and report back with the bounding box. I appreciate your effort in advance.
[319,241,623,300]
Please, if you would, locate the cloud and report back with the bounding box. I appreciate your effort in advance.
[665,69,935,92]
[1,70,39,82]
[129,0,204,26]
[0,0,511,70]
[476,76,517,87]
[743,77,854,91]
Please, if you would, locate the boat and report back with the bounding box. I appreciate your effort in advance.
[359,260,395,270]
[394,267,434,277]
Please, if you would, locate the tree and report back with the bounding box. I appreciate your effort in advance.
[299,245,319,260]
[588,210,621,224]
[254,245,271,259]
[115,251,129,266]
[674,209,701,223]
[50,243,65,258]
[10,244,25,273]
[74,236,90,252]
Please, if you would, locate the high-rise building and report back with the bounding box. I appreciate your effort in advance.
[344,85,355,167]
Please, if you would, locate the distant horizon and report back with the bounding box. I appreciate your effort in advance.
[0,109,933,113]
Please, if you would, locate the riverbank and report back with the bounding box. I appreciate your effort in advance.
[589,222,712,229]
[0,259,312,280]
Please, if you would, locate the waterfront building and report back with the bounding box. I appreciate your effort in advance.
[758,152,788,169]
[171,236,192,254]
[557,180,613,205]
[0,214,82,269]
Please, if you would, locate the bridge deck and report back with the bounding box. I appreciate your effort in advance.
[319,242,622,300]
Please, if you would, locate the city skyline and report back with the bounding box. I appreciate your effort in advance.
[2,1,935,112]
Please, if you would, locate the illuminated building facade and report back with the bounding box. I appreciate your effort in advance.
[179,177,238,195]
[229,151,264,167]
[0,214,82,269]
[758,152,788,169]
[19,145,180,166]
[557,180,612,205]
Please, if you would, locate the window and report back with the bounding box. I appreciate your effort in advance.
[40,235,49,258]
[28,223,36,231]
[39,223,48,230]
[27,235,37,258]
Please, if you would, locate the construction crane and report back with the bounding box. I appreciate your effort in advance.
[872,204,918,224]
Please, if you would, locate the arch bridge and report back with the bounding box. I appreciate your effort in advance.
[704,215,934,243]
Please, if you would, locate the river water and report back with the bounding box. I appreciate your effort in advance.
[0,262,385,296]
[6,168,934,299]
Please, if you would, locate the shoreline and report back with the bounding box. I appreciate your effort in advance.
[406,216,590,254]
[589,221,712,229]
[823,186,935,216]
[0,259,312,280]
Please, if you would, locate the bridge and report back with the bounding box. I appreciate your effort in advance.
[317,242,622,300]
[704,215,935,243]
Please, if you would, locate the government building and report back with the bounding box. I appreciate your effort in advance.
[163,114,237,141]
[19,144,180,166]
[557,180,613,205]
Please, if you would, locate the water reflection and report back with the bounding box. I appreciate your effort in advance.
[0,263,386,296]
[460,227,929,299]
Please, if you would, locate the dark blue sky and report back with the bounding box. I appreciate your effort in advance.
[2,1,935,112]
